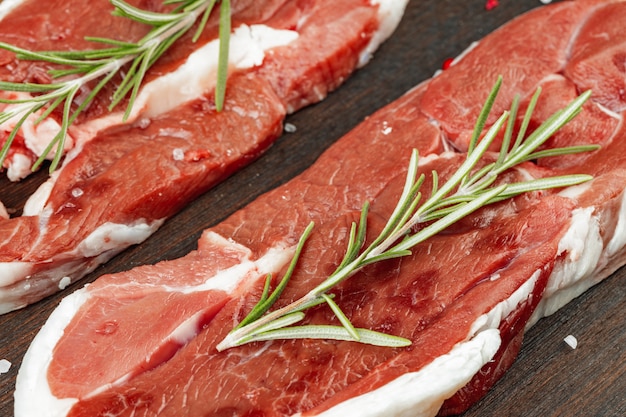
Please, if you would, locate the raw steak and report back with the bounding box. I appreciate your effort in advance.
[0,0,407,313]
[15,0,626,416]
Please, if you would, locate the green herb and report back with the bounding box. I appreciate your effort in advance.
[216,77,597,352]
[0,0,231,172]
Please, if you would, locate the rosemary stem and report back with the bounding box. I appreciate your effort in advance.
[2,1,214,131]
[215,81,594,352]
[216,293,318,351]
[142,6,201,45]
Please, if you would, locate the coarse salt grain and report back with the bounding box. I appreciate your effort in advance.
[172,148,185,161]
[284,123,297,133]
[71,187,84,198]
[58,276,71,290]
[0,359,11,374]
[564,334,578,349]
[137,118,151,129]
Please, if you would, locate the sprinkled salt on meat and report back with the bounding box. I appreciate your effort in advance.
[0,0,408,313]
[15,0,626,416]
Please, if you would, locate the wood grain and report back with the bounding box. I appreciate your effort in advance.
[0,1,624,416]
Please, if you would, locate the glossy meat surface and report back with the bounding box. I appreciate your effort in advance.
[0,0,403,313]
[16,0,626,416]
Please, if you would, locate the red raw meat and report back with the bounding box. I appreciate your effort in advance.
[0,0,407,313]
[420,0,614,151]
[15,0,626,416]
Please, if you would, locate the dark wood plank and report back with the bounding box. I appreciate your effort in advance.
[1,1,624,416]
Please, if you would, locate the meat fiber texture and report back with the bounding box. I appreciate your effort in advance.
[0,0,408,313]
[15,0,626,415]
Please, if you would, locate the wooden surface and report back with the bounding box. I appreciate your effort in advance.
[1,1,624,416]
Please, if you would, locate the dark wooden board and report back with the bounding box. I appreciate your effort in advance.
[0,1,624,416]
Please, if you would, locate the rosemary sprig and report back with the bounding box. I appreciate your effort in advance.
[216,78,597,352]
[0,0,231,172]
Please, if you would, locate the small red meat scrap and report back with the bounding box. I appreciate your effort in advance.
[485,0,499,11]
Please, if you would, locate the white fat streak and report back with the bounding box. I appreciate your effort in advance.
[0,262,32,287]
[82,308,211,400]
[557,180,593,200]
[77,24,298,139]
[157,238,294,295]
[359,0,410,67]
[81,241,295,399]
[0,0,25,20]
[470,271,540,336]
[595,101,623,121]
[22,116,75,158]
[0,200,8,219]
[605,187,626,257]
[0,255,114,315]
[13,23,297,203]
[15,237,296,416]
[417,151,456,167]
[312,330,501,417]
[189,244,294,293]
[0,93,76,175]
[531,185,626,325]
[135,24,298,118]
[74,219,164,258]
[22,172,60,216]
[170,310,207,345]
[316,272,540,417]
[529,207,603,324]
[229,24,299,69]
[14,288,90,417]
[0,219,165,314]
[6,153,32,182]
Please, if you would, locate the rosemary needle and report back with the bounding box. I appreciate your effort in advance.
[216,78,597,352]
[0,0,231,173]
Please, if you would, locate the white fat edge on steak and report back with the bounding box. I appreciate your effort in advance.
[312,272,541,417]
[5,21,300,257]
[358,0,410,67]
[0,0,24,20]
[0,0,72,181]
[2,0,408,281]
[2,152,31,182]
[0,92,77,181]
[115,24,299,121]
[1,0,408,311]
[0,218,164,314]
[0,23,299,182]
[21,171,59,216]
[529,180,626,325]
[14,233,296,416]
[0,201,8,219]
[0,256,118,315]
[13,287,89,417]
[61,24,299,151]
[0,262,32,289]
[3,0,408,192]
[70,219,165,258]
